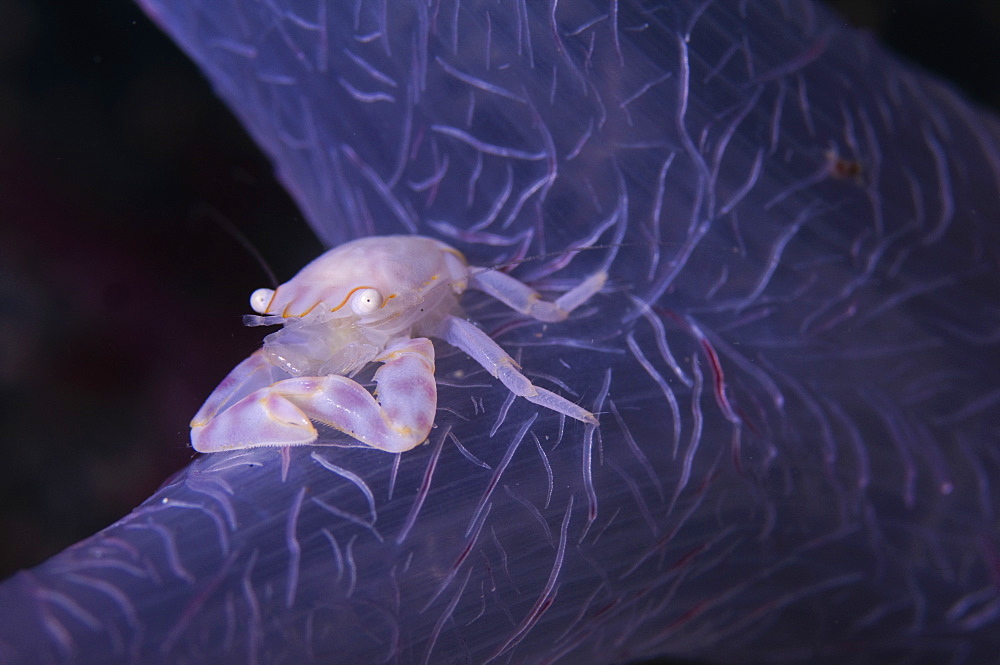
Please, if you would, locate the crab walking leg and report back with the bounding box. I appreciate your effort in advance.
[435,315,598,425]
[191,338,438,453]
[469,269,607,322]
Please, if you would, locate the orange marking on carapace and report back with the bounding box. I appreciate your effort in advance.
[281,301,320,318]
[328,285,379,313]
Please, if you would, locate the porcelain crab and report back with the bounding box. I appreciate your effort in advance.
[190,235,605,453]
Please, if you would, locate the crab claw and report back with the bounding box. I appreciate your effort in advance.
[191,391,317,452]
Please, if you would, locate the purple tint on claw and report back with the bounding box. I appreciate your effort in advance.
[2,1,999,664]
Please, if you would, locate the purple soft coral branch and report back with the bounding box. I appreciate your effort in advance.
[2,1,999,664]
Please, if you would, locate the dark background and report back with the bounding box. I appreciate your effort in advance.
[0,0,997,587]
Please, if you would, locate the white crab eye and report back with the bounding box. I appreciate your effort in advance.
[350,288,383,315]
[250,288,274,313]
